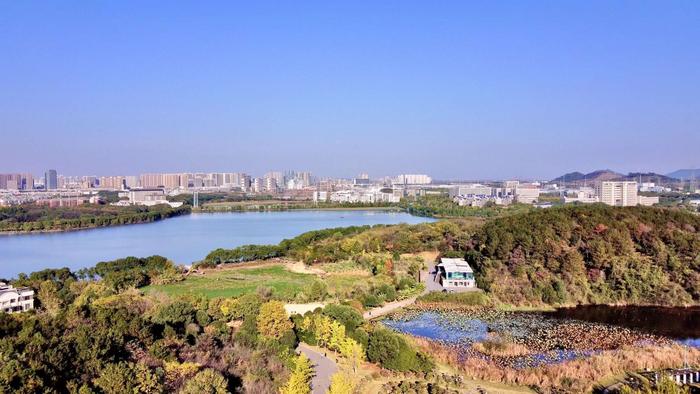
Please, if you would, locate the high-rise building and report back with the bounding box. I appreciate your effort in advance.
[264,171,285,187]
[140,173,164,188]
[264,177,278,192]
[162,174,183,189]
[212,173,225,187]
[252,177,264,193]
[239,174,251,191]
[20,173,33,190]
[124,176,139,189]
[0,174,20,190]
[0,174,28,190]
[596,181,638,206]
[98,176,126,189]
[395,174,432,185]
[45,169,58,190]
[299,172,312,186]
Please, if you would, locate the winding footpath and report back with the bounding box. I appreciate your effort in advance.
[297,268,434,392]
[296,343,338,394]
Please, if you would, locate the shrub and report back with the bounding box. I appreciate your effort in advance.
[180,369,228,394]
[367,328,434,373]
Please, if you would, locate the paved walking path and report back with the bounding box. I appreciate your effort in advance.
[297,343,338,394]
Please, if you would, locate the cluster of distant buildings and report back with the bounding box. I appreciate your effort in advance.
[565,181,659,206]
[2,168,695,210]
[448,180,661,207]
[448,181,539,206]
[0,169,437,207]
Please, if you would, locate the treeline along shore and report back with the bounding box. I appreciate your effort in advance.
[0,204,191,233]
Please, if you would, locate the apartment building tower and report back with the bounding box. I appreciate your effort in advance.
[596,181,638,207]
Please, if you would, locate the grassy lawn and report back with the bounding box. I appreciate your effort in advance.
[143,265,318,300]
[324,272,371,298]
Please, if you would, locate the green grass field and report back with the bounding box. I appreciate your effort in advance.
[143,265,317,300]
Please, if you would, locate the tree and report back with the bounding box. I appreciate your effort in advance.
[322,304,363,333]
[328,372,355,394]
[339,338,364,372]
[37,280,62,316]
[257,301,293,340]
[93,362,137,394]
[279,354,313,394]
[150,300,195,329]
[133,363,163,394]
[181,369,229,394]
[367,328,400,366]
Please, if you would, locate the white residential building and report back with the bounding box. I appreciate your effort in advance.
[596,181,638,207]
[394,174,432,185]
[0,282,34,313]
[515,185,541,204]
[329,188,400,204]
[312,191,329,202]
[113,189,183,208]
[449,184,493,198]
[562,187,599,204]
[435,258,476,288]
[638,195,660,206]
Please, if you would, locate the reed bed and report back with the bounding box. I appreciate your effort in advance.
[415,337,700,393]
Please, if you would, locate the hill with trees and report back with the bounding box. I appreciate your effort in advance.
[551,169,622,184]
[466,204,700,306]
[666,168,700,180]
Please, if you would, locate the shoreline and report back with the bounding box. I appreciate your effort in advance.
[0,217,177,235]
[0,206,416,235]
[195,205,404,213]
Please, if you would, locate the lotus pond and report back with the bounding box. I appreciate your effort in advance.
[382,306,699,369]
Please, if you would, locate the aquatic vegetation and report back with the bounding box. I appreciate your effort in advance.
[382,308,671,370]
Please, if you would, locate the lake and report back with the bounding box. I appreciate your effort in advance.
[0,210,433,278]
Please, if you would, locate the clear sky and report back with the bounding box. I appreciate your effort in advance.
[1,1,698,180]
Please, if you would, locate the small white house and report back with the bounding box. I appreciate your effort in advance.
[0,282,34,313]
[436,258,476,288]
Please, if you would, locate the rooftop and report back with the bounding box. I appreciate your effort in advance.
[437,258,473,273]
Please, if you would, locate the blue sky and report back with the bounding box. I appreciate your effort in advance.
[1,1,698,180]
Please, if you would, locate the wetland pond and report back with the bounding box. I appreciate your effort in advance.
[383,305,700,369]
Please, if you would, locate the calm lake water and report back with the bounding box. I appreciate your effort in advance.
[0,210,433,278]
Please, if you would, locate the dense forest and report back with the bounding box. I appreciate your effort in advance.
[0,204,190,232]
[466,205,700,306]
[400,195,532,218]
[202,220,475,267]
[203,204,700,307]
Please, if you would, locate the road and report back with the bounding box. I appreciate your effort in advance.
[297,342,338,394]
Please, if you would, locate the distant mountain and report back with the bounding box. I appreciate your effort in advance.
[614,172,679,183]
[666,169,700,180]
[551,169,622,184]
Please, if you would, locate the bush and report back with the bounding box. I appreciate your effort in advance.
[322,304,364,333]
[367,328,434,373]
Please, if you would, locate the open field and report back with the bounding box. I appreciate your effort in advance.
[143,264,318,300]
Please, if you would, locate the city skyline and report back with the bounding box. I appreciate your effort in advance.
[1,2,699,179]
